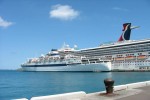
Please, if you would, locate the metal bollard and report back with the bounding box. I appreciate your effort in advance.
[104,78,114,94]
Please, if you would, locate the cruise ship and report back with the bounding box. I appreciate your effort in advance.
[21,23,150,71]
[21,44,111,71]
[70,23,150,71]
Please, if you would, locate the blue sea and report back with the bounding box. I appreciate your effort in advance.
[0,70,150,100]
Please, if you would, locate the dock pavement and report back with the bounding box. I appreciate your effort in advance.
[82,85,150,100]
[14,81,150,100]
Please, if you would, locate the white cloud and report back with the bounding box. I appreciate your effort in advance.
[50,4,79,20]
[0,16,13,28]
[113,7,128,12]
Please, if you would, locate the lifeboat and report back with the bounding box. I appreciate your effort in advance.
[125,56,136,60]
[137,55,146,59]
[115,57,125,61]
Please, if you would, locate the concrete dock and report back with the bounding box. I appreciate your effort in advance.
[14,81,150,100]
[82,85,150,100]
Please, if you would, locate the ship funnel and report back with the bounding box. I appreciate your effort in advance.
[118,23,139,42]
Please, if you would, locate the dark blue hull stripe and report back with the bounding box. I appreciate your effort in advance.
[22,63,81,67]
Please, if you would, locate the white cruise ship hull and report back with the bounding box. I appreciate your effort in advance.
[112,59,150,71]
[22,62,111,72]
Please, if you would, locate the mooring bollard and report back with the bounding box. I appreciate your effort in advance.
[104,78,114,94]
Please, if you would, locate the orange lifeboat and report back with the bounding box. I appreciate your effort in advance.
[137,55,146,59]
[125,56,135,60]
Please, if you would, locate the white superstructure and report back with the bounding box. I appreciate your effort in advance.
[71,39,150,71]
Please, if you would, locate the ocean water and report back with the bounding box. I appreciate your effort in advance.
[0,70,150,100]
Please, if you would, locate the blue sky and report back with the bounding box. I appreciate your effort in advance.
[0,0,150,69]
